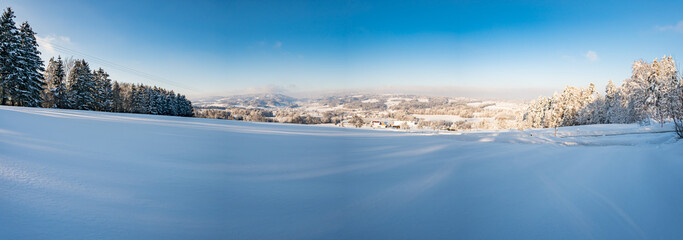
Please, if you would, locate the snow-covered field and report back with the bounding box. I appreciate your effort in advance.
[1,105,682,239]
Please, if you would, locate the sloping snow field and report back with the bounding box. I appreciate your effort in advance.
[1,105,683,239]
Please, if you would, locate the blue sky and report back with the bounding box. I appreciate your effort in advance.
[4,0,683,98]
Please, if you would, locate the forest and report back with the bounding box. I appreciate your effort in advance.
[521,56,683,137]
[0,8,192,117]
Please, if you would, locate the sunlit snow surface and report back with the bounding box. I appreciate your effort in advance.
[1,105,682,239]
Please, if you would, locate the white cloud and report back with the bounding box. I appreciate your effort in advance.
[273,41,282,49]
[36,35,56,54]
[656,21,683,33]
[35,34,71,56]
[585,50,598,62]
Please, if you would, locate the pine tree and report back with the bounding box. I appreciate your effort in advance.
[48,56,68,108]
[67,60,95,110]
[15,21,44,107]
[168,90,178,116]
[93,68,112,111]
[150,86,163,115]
[156,88,169,115]
[0,8,21,105]
[111,81,123,112]
[176,93,193,117]
[129,84,141,113]
[140,85,151,114]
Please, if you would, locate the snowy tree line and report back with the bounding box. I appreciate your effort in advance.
[521,56,683,136]
[41,56,193,116]
[0,8,193,117]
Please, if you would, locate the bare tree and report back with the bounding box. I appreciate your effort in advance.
[62,56,76,85]
[350,115,365,128]
[675,84,683,138]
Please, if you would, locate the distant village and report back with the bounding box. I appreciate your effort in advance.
[194,93,523,131]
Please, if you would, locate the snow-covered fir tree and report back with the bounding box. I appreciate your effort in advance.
[14,21,44,107]
[111,81,123,112]
[93,68,112,111]
[67,60,96,110]
[167,90,178,116]
[177,94,193,116]
[0,8,22,105]
[140,85,152,114]
[150,86,162,115]
[131,84,144,113]
[108,82,192,116]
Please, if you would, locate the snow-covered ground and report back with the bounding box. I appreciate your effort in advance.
[1,105,682,239]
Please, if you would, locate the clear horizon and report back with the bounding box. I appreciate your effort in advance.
[5,0,683,99]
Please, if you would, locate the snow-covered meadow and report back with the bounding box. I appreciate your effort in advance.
[1,105,682,239]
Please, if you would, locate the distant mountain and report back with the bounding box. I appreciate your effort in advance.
[194,93,299,108]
